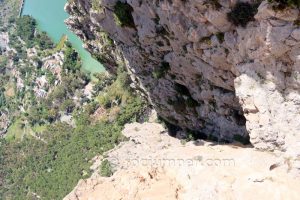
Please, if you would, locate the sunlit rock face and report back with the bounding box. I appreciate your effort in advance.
[64,122,300,200]
[65,0,300,153]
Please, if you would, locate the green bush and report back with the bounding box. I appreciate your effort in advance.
[233,134,250,145]
[63,42,81,72]
[216,32,224,43]
[60,99,76,114]
[113,1,135,28]
[15,15,36,44]
[15,16,53,49]
[227,2,258,27]
[152,62,170,79]
[100,160,114,177]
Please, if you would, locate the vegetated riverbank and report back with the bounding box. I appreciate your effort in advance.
[18,0,25,17]
[22,0,104,74]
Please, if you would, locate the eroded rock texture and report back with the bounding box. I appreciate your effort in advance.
[65,0,300,152]
[64,122,300,200]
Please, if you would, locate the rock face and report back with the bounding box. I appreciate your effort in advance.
[65,0,300,152]
[0,111,10,136]
[64,122,300,200]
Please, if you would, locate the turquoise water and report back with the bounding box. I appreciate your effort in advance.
[22,0,104,74]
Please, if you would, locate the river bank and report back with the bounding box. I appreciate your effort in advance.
[22,0,104,74]
[18,0,25,17]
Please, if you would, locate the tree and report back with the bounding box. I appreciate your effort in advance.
[60,99,76,114]
[63,42,81,72]
[27,106,42,125]
[15,15,36,46]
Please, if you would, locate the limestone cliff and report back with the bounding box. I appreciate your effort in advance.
[65,0,300,153]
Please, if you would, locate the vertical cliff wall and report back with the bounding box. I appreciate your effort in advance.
[65,0,300,153]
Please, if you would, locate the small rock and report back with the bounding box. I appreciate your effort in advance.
[291,29,300,41]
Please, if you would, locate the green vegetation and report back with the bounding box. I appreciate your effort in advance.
[92,72,115,94]
[55,34,68,51]
[1,88,145,200]
[62,41,82,72]
[100,32,114,47]
[0,2,147,200]
[152,61,170,79]
[233,134,251,145]
[216,32,224,43]
[91,0,104,12]
[16,16,36,42]
[200,36,212,45]
[0,66,146,199]
[0,122,120,199]
[0,25,146,198]
[100,160,114,177]
[15,16,54,49]
[0,55,8,69]
[113,1,135,28]
[5,118,28,140]
[92,53,107,63]
[227,2,258,27]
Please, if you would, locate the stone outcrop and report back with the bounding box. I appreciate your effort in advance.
[0,111,9,136]
[64,122,300,200]
[65,0,300,153]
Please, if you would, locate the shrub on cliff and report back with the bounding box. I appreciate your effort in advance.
[113,1,135,28]
[100,160,114,177]
[227,2,258,27]
[152,62,170,79]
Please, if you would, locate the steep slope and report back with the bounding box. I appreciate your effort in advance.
[65,0,300,153]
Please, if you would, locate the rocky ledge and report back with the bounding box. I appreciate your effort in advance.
[65,0,300,154]
[64,122,300,200]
